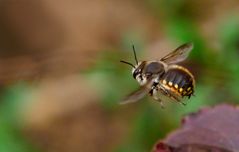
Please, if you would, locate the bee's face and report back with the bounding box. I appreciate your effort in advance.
[132,61,147,85]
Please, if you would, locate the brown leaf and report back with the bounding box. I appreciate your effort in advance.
[153,104,239,152]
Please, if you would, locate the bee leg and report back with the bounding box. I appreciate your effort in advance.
[171,94,186,105]
[169,93,186,106]
[169,93,180,102]
[152,88,165,108]
[149,89,153,96]
[180,101,186,106]
[159,101,165,109]
[159,85,186,106]
[154,96,165,109]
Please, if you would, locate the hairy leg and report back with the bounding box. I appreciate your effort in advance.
[158,85,186,106]
[151,88,165,108]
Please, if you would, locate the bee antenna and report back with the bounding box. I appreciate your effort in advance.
[132,45,138,65]
[120,60,135,68]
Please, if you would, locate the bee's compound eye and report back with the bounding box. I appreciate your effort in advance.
[145,62,164,75]
[133,69,139,79]
[132,62,146,79]
[133,71,137,79]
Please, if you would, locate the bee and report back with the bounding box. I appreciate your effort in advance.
[120,42,195,107]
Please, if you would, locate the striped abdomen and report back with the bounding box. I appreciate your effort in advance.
[160,65,195,98]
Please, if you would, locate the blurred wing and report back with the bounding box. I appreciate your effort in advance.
[119,86,150,104]
[160,42,193,64]
[120,77,155,105]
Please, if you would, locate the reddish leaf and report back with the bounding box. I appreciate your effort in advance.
[152,142,171,152]
[153,104,239,152]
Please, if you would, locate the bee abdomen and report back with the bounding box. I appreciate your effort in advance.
[161,66,194,98]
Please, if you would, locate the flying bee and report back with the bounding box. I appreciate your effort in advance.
[120,42,195,107]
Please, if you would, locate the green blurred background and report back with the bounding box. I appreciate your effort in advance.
[0,0,239,152]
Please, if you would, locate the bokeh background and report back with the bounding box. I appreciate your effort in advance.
[0,0,239,152]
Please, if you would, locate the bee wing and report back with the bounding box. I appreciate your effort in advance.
[120,78,155,105]
[160,42,193,64]
[119,86,150,104]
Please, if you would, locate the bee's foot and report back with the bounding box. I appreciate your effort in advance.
[160,102,165,109]
[181,102,187,106]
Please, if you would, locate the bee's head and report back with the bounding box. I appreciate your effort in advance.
[132,61,144,79]
[120,45,147,85]
[131,61,148,85]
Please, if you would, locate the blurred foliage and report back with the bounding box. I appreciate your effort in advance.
[0,83,38,152]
